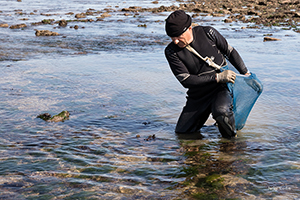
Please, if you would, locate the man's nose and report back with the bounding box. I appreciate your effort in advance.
[173,38,179,44]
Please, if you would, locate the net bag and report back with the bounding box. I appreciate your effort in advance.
[227,73,263,130]
[184,45,263,130]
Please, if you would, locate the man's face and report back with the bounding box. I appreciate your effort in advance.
[171,26,193,48]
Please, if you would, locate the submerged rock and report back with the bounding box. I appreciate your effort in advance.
[35,30,59,36]
[37,111,70,122]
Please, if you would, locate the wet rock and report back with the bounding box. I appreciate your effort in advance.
[100,12,111,18]
[294,12,300,17]
[79,19,94,22]
[31,21,43,26]
[138,24,147,27]
[75,13,86,18]
[224,18,233,23]
[212,13,225,17]
[121,0,300,29]
[263,36,281,41]
[42,19,54,24]
[144,134,156,141]
[121,6,142,12]
[41,13,55,16]
[58,19,67,27]
[37,113,52,121]
[9,23,27,29]
[294,29,300,33]
[35,30,60,36]
[0,23,9,28]
[37,111,70,122]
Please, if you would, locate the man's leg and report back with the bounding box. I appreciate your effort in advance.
[212,88,236,139]
[175,98,211,134]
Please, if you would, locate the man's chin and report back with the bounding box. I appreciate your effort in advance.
[178,44,187,48]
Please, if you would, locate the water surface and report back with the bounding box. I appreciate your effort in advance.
[1,0,300,199]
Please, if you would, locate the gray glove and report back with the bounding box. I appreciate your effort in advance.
[216,70,236,84]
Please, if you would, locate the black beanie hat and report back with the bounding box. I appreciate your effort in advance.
[165,10,192,37]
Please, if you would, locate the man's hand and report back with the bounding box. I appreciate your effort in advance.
[216,70,236,84]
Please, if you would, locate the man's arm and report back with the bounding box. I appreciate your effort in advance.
[204,26,249,75]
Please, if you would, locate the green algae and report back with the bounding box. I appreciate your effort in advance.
[37,111,70,122]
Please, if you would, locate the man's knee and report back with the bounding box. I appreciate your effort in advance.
[215,115,236,139]
[213,104,233,118]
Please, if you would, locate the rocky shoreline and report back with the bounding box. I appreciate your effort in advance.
[127,0,300,32]
[0,0,299,34]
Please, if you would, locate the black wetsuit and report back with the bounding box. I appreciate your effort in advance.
[165,26,248,138]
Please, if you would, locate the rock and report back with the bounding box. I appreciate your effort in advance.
[75,13,86,18]
[37,111,70,122]
[263,36,281,41]
[138,24,147,27]
[49,111,70,122]
[42,19,54,24]
[294,12,300,17]
[35,30,60,36]
[144,134,156,141]
[100,12,111,18]
[0,23,9,28]
[224,18,233,23]
[58,19,68,27]
[9,23,27,29]
[121,6,142,12]
[36,113,52,121]
[212,13,225,17]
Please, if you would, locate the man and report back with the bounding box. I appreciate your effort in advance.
[164,10,250,139]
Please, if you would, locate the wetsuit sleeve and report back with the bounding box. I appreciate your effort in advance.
[204,26,248,74]
[165,46,216,88]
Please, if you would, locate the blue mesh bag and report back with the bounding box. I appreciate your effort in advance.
[184,45,263,130]
[222,66,263,130]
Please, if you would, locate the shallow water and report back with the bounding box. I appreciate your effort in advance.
[1,0,300,199]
